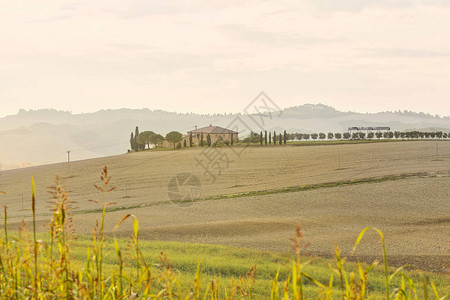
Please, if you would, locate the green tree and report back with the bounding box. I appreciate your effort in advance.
[283,130,287,145]
[183,139,187,147]
[327,132,334,140]
[334,133,342,139]
[367,132,375,139]
[279,133,282,145]
[273,131,277,144]
[213,136,225,147]
[264,131,267,145]
[260,131,263,146]
[269,131,272,144]
[359,132,366,139]
[166,131,183,148]
[137,131,155,149]
[231,133,234,146]
[130,132,135,151]
[243,132,260,143]
[207,134,211,147]
[189,133,193,147]
[319,132,326,140]
[376,132,383,139]
[136,134,145,149]
[149,134,164,148]
[343,132,350,140]
[200,133,204,146]
[311,133,318,140]
[134,126,140,151]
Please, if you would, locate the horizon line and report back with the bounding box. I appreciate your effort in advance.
[1,104,449,119]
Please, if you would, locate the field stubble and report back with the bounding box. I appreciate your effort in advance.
[0,141,449,272]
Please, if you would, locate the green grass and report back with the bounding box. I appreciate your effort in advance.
[3,227,448,299]
[0,166,448,299]
[68,234,450,299]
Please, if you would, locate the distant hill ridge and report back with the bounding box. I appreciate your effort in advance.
[0,104,449,170]
[3,104,448,124]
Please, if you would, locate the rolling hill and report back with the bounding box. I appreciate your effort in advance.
[1,105,449,170]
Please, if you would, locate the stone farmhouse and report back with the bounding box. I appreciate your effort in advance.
[185,124,239,146]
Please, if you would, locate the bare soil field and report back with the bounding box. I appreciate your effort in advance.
[1,141,449,272]
[97,176,449,272]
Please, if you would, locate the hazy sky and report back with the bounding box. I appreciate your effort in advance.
[1,0,450,117]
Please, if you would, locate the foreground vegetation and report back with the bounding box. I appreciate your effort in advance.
[0,167,448,299]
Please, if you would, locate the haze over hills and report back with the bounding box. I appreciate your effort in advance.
[0,104,449,171]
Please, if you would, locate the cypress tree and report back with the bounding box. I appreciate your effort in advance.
[273,131,277,144]
[264,130,267,145]
[260,131,263,146]
[134,126,140,151]
[279,133,282,145]
[130,132,135,151]
[283,130,287,145]
[269,131,271,144]
[207,134,211,147]
[231,133,234,145]
[184,139,187,147]
[189,132,193,147]
[200,132,204,146]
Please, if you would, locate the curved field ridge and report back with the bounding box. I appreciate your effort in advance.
[0,141,449,274]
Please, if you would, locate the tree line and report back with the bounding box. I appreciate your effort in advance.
[129,127,231,151]
[130,126,183,151]
[287,130,449,141]
[241,130,450,144]
[130,127,449,151]
[242,130,288,145]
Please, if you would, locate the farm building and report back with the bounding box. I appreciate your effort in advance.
[185,124,239,146]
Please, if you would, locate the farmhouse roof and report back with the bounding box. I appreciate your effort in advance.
[188,124,238,134]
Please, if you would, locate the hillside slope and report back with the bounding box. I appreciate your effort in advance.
[1,106,449,170]
[1,142,449,272]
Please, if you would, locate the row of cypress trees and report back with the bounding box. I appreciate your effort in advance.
[244,130,288,145]
[129,126,141,151]
[187,132,232,147]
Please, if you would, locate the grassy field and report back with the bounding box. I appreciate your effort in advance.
[2,213,449,298]
[46,233,450,298]
[0,141,449,298]
[0,141,449,273]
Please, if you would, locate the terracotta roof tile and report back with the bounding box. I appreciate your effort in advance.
[187,124,238,134]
